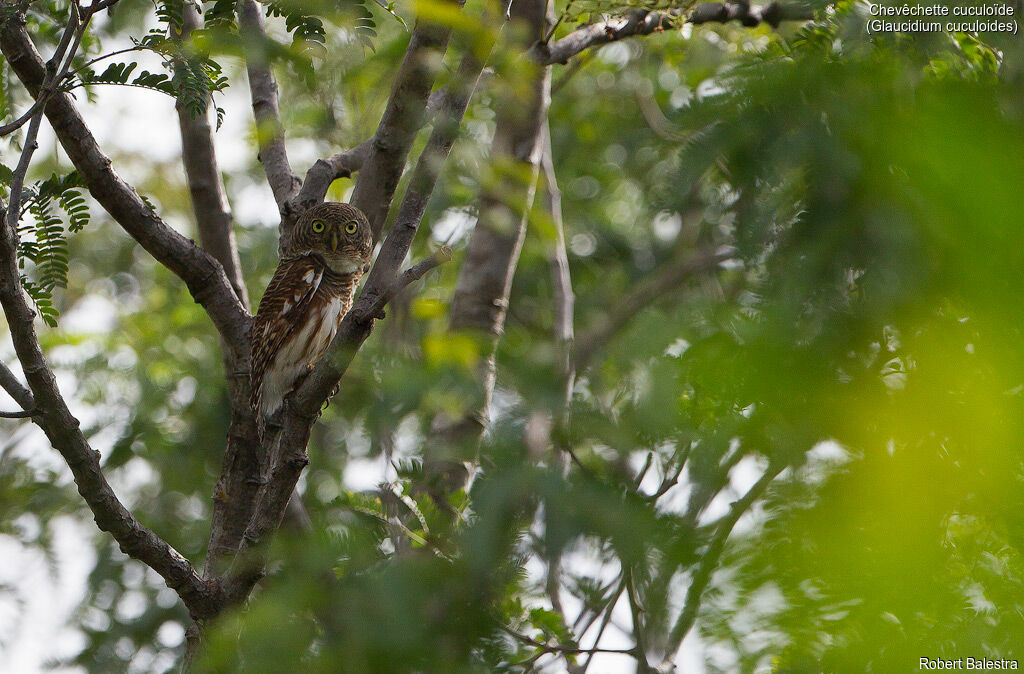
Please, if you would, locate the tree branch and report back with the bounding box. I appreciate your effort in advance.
[218,248,452,603]
[359,48,488,297]
[536,3,816,65]
[0,361,34,410]
[216,0,494,613]
[0,0,79,137]
[288,81,472,219]
[170,9,263,574]
[349,1,466,240]
[503,625,636,656]
[0,408,36,418]
[220,40,490,596]
[689,0,815,26]
[0,15,251,361]
[624,567,650,671]
[291,138,373,214]
[662,461,784,661]
[572,250,729,371]
[0,194,217,620]
[175,4,250,309]
[421,0,551,488]
[542,121,574,416]
[237,0,301,216]
[578,579,627,673]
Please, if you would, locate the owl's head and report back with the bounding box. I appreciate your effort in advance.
[286,202,372,273]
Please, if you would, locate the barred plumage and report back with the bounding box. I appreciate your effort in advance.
[250,203,372,428]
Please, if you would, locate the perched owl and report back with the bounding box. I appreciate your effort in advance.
[250,202,373,427]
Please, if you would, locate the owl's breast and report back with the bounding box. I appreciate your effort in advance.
[258,294,350,418]
[288,294,348,367]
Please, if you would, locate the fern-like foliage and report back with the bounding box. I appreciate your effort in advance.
[0,171,89,327]
[265,0,383,56]
[68,11,229,127]
[265,0,328,63]
[155,0,185,33]
[205,0,239,29]
[354,0,378,49]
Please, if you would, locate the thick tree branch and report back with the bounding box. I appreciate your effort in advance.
[219,248,452,603]
[349,1,466,240]
[536,3,816,65]
[238,0,301,216]
[290,138,373,214]
[220,39,491,598]
[175,5,250,309]
[170,7,263,577]
[0,195,217,619]
[0,360,34,410]
[0,15,251,361]
[573,249,728,371]
[421,0,551,489]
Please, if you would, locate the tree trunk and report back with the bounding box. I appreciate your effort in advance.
[422,0,552,494]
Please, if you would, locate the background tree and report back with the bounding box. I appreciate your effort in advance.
[2,0,1023,671]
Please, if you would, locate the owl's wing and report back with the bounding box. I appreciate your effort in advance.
[250,254,326,413]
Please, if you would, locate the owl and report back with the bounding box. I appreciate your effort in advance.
[250,202,373,428]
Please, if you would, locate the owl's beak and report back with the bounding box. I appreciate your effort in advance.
[330,229,340,252]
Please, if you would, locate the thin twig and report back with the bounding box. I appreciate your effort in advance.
[578,578,626,673]
[64,44,145,79]
[662,461,785,660]
[624,568,650,671]
[573,250,729,372]
[0,361,33,410]
[237,0,300,214]
[503,625,635,656]
[0,409,37,418]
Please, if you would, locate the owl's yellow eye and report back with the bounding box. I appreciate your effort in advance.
[345,221,358,235]
[311,220,325,233]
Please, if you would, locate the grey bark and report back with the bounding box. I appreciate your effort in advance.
[238,0,301,217]
[0,16,251,361]
[175,6,250,309]
[422,0,552,488]
[535,3,816,66]
[349,2,465,240]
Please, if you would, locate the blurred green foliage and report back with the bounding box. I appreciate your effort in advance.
[4,0,1024,671]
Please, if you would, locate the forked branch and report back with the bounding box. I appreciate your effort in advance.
[0,15,251,360]
[238,0,301,216]
[0,194,217,619]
